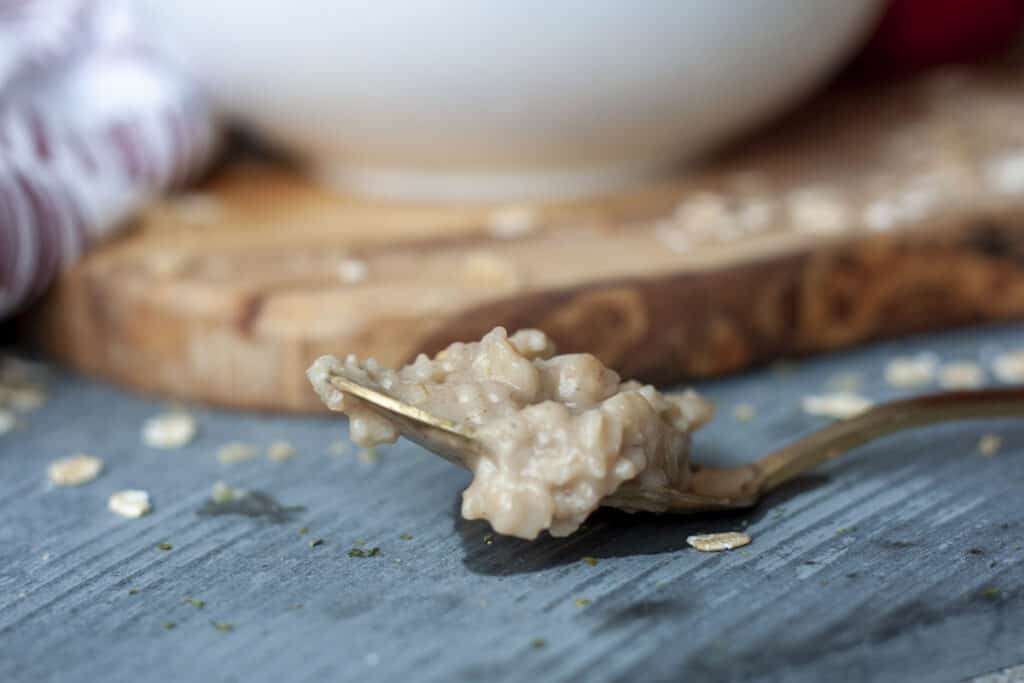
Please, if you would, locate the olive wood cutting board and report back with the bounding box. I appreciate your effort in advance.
[21,63,1024,412]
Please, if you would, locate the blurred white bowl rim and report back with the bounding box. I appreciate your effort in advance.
[138,0,885,201]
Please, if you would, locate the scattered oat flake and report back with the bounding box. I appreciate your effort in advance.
[108,490,152,518]
[801,393,873,419]
[157,543,173,551]
[142,413,196,449]
[348,546,380,558]
[687,532,752,552]
[210,480,246,504]
[336,258,369,284]
[267,440,295,461]
[47,453,103,486]
[400,533,413,540]
[992,350,1024,383]
[212,621,234,632]
[183,597,205,609]
[732,403,756,422]
[938,362,985,390]
[884,353,938,388]
[786,188,848,235]
[217,442,258,464]
[575,598,591,607]
[487,205,538,239]
[580,556,599,566]
[309,538,324,548]
[978,434,1003,457]
[0,409,14,435]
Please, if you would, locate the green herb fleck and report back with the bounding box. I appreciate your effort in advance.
[531,638,547,649]
[580,556,598,566]
[157,543,173,551]
[212,621,234,632]
[979,585,1002,600]
[400,533,413,540]
[163,622,176,630]
[309,538,324,548]
[298,527,309,536]
[574,598,591,607]
[128,588,140,595]
[348,546,381,558]
[483,533,495,545]
[834,527,855,536]
[183,597,205,609]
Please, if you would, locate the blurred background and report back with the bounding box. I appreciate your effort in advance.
[3,0,1024,411]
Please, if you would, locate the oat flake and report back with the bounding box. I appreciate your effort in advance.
[687,532,752,552]
[336,258,369,284]
[978,434,1003,457]
[937,362,985,389]
[267,440,296,461]
[802,393,873,419]
[884,354,938,388]
[0,409,14,436]
[992,350,1024,383]
[487,206,538,239]
[217,442,258,464]
[108,490,152,518]
[142,412,196,449]
[48,453,103,486]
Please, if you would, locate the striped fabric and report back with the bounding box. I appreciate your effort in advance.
[0,0,218,318]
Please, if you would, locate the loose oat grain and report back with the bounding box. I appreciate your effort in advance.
[142,413,196,449]
[938,362,985,389]
[47,453,103,486]
[267,440,296,461]
[992,350,1024,383]
[336,258,369,284]
[0,409,14,436]
[802,393,873,419]
[216,442,258,464]
[978,434,1003,457]
[108,490,152,518]
[884,354,938,388]
[687,532,752,552]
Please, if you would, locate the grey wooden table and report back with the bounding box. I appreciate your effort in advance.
[2,324,1023,683]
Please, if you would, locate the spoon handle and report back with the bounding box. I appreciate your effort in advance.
[750,388,1024,495]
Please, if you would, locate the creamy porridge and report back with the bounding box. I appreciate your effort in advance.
[308,327,711,539]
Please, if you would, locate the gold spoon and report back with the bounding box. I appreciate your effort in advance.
[328,374,1024,514]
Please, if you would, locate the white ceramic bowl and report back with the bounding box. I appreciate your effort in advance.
[140,1,884,201]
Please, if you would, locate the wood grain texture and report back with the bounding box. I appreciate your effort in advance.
[21,63,1024,411]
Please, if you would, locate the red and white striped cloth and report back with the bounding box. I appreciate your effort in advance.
[0,0,219,318]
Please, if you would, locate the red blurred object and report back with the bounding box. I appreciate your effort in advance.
[857,0,1024,72]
